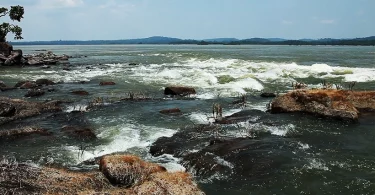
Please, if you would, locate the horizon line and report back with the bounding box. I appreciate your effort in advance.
[9,35,375,43]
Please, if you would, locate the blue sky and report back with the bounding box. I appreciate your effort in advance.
[1,0,374,41]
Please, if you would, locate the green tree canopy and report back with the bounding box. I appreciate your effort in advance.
[0,5,24,42]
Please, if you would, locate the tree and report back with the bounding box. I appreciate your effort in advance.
[0,5,24,42]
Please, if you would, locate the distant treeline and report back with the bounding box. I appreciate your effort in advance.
[9,36,375,46]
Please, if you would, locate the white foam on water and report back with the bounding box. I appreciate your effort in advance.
[64,104,88,112]
[304,158,330,171]
[214,156,234,169]
[298,142,310,150]
[149,154,186,172]
[67,123,177,163]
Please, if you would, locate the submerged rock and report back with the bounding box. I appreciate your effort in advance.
[35,78,55,86]
[99,81,116,86]
[159,108,181,114]
[71,90,89,95]
[260,92,277,98]
[270,89,375,121]
[24,89,45,98]
[164,86,196,96]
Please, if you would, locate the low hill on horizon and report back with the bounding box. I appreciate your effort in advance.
[9,36,375,46]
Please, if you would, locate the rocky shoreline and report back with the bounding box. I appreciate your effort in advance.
[0,154,204,195]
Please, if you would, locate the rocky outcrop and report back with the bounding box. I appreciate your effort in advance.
[270,89,375,121]
[164,86,196,96]
[0,155,204,195]
[0,97,62,125]
[23,51,70,66]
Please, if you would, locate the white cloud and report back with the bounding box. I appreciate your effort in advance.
[37,0,84,9]
[320,19,335,24]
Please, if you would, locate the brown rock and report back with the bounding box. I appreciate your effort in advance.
[71,90,89,95]
[99,81,116,86]
[61,125,97,140]
[133,171,204,195]
[99,155,166,187]
[159,108,181,114]
[270,89,375,121]
[164,86,196,96]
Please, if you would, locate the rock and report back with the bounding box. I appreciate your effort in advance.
[214,109,265,124]
[62,67,71,71]
[0,155,204,195]
[20,81,38,89]
[159,108,181,114]
[0,42,13,56]
[27,59,43,66]
[270,89,375,121]
[0,102,16,117]
[99,155,166,187]
[99,81,116,86]
[71,90,89,95]
[164,86,196,96]
[0,126,51,139]
[41,65,51,69]
[260,92,277,98]
[133,171,204,195]
[43,59,57,65]
[0,81,7,88]
[0,97,62,125]
[151,124,293,180]
[36,79,55,86]
[129,63,138,66]
[61,125,97,140]
[15,80,29,88]
[25,89,45,98]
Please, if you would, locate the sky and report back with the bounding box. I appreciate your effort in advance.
[1,0,374,41]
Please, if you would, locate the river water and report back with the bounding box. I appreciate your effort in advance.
[1,45,375,194]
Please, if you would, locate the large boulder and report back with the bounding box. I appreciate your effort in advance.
[0,102,16,117]
[164,86,196,96]
[270,89,375,121]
